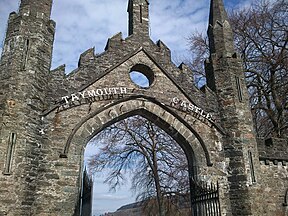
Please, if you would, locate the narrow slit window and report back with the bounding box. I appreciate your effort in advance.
[3,133,17,175]
[140,5,143,23]
[22,39,30,70]
[248,151,256,183]
[235,76,243,102]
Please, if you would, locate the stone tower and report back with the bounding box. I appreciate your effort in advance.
[0,0,55,215]
[206,0,260,215]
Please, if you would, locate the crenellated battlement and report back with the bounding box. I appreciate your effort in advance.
[156,40,171,62]
[258,137,288,166]
[78,47,96,67]
[104,32,124,51]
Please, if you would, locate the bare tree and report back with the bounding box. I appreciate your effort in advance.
[230,0,288,138]
[187,0,288,138]
[88,115,190,216]
[186,32,210,86]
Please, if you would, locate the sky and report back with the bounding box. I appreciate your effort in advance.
[0,0,255,215]
[0,0,255,73]
[84,143,137,215]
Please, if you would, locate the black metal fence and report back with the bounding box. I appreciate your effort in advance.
[191,181,221,216]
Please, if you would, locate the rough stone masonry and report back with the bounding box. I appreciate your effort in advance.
[0,0,287,215]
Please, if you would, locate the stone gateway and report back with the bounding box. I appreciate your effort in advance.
[0,0,287,215]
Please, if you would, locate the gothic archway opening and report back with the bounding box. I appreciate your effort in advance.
[66,101,221,216]
[81,115,194,216]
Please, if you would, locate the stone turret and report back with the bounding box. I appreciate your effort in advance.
[19,0,53,20]
[0,0,55,78]
[128,0,149,36]
[205,0,261,215]
[206,0,236,91]
[208,0,234,55]
[0,0,55,215]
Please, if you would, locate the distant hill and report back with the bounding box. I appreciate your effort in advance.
[102,194,191,216]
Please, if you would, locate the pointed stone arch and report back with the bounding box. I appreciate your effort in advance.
[61,97,213,169]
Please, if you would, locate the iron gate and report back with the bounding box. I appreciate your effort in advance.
[191,181,221,216]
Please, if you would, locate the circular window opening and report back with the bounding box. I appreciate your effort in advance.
[129,64,154,88]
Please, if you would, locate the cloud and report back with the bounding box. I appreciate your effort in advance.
[93,194,129,201]
[0,0,227,72]
[50,0,128,71]
[0,0,260,73]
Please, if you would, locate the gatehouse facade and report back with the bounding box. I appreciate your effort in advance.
[0,0,287,215]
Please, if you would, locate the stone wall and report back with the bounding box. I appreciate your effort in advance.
[257,161,288,216]
[255,138,288,216]
[0,0,287,215]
